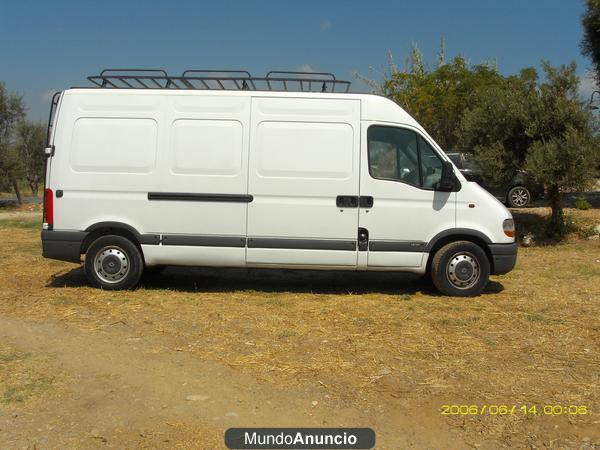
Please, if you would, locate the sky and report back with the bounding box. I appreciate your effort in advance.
[0,0,595,122]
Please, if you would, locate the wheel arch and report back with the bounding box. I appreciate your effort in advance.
[425,229,493,274]
[81,222,158,259]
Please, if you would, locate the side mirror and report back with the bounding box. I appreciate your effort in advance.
[437,161,455,191]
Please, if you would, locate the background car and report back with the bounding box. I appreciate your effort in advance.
[447,152,543,207]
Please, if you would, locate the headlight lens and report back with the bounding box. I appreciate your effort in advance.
[503,219,515,238]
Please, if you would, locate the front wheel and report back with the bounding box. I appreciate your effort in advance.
[84,235,144,290]
[431,241,490,297]
[507,186,531,208]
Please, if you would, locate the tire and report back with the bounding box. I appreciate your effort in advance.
[84,234,144,290]
[430,241,490,297]
[507,186,531,208]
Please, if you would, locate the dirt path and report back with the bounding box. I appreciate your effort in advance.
[0,316,460,449]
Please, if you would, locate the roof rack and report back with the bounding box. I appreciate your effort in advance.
[87,69,351,93]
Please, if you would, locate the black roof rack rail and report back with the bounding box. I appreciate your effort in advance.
[88,69,171,88]
[100,69,169,77]
[86,69,351,93]
[265,71,338,92]
[181,70,255,90]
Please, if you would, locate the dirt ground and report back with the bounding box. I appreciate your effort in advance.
[0,205,599,449]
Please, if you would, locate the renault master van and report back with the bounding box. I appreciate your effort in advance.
[41,70,517,296]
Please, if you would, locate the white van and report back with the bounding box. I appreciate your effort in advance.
[41,70,517,296]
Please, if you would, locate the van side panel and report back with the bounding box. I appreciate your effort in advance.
[71,118,157,173]
[247,97,360,267]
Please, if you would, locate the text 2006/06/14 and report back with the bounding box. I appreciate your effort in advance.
[441,404,589,416]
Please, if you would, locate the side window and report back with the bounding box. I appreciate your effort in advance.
[367,126,420,186]
[419,136,443,188]
[367,125,445,189]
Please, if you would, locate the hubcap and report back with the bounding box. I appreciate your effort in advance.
[94,246,129,284]
[447,252,480,289]
[511,188,529,207]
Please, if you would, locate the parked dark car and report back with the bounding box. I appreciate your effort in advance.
[447,152,543,207]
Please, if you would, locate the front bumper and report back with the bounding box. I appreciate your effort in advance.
[41,230,88,263]
[488,242,518,275]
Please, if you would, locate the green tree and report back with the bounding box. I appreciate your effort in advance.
[581,0,600,84]
[374,45,506,150]
[17,121,46,197]
[0,82,26,203]
[460,62,600,238]
[457,70,538,184]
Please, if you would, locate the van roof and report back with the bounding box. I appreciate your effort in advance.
[63,87,420,128]
[62,69,422,128]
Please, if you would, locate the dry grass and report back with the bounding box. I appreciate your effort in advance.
[0,207,599,447]
[0,345,60,407]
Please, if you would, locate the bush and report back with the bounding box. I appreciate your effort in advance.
[575,196,591,210]
[545,215,577,239]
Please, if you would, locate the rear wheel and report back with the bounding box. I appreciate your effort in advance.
[431,241,490,297]
[507,186,531,208]
[84,235,143,290]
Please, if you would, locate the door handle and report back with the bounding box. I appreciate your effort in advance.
[359,196,373,208]
[336,195,358,208]
[336,196,374,208]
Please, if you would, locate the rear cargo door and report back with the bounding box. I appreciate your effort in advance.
[42,92,64,229]
[247,97,361,267]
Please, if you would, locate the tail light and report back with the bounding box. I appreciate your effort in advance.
[43,188,53,230]
[503,218,515,238]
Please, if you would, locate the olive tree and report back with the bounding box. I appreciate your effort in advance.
[460,61,600,238]
[17,121,46,196]
[581,0,600,85]
[0,82,26,203]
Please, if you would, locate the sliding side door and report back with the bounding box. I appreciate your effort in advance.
[247,97,360,268]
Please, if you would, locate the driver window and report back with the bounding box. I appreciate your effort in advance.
[368,125,445,189]
[368,126,419,186]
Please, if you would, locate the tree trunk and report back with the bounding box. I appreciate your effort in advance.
[11,177,23,205]
[29,181,38,197]
[546,185,564,238]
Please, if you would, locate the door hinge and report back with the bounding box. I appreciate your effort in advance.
[44,145,55,157]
